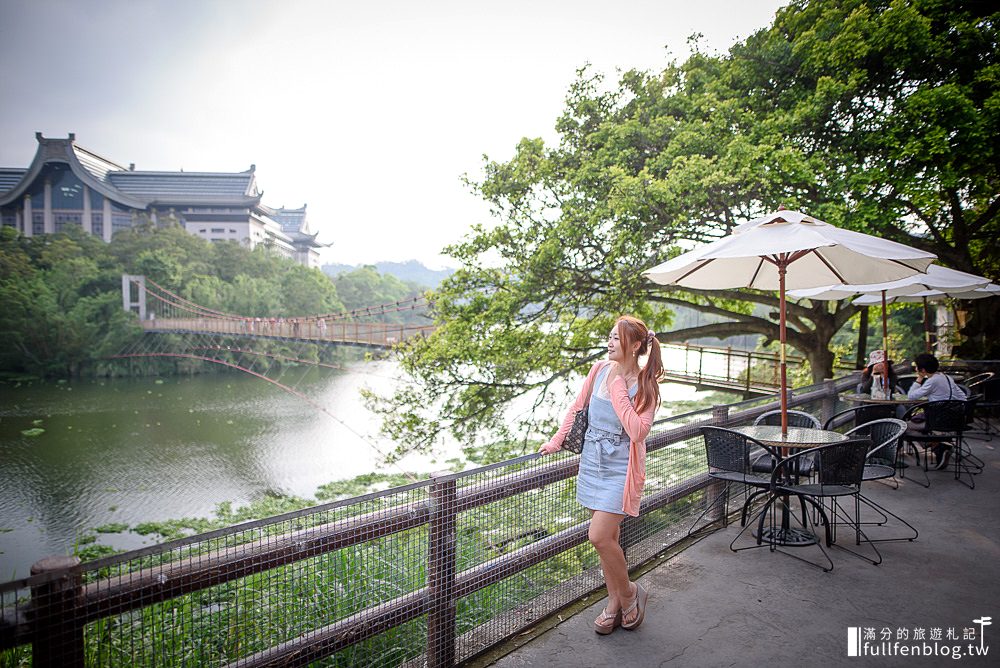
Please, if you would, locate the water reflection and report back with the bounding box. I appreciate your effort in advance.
[0,355,728,580]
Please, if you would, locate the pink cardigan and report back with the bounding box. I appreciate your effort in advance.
[542,361,655,516]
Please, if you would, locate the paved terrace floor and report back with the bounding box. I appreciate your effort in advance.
[479,430,1000,668]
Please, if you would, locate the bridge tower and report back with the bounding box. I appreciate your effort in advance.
[122,274,147,321]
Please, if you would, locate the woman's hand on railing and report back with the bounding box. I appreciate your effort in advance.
[538,442,560,455]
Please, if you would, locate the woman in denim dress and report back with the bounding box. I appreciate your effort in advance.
[540,316,663,635]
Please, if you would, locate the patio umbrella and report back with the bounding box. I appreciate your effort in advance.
[643,208,936,434]
[788,264,990,358]
[853,283,1000,353]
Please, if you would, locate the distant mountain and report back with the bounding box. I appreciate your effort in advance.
[321,260,455,288]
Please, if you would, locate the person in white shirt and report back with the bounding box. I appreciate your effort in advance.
[907,353,967,469]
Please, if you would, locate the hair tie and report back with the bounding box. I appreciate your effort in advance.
[647,331,656,344]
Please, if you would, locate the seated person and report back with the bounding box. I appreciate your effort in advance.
[857,349,899,396]
[906,353,968,469]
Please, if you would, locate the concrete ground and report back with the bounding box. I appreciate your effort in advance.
[482,431,1000,668]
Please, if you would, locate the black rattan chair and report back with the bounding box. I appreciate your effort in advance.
[750,410,820,475]
[843,418,918,541]
[688,427,779,541]
[823,404,897,432]
[971,375,1000,439]
[769,438,879,571]
[903,400,977,489]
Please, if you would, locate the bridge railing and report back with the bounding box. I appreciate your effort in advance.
[0,374,860,667]
[140,317,436,347]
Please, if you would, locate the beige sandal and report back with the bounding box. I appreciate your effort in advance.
[594,607,622,635]
[621,582,648,631]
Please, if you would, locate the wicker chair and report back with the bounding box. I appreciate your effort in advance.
[903,400,978,489]
[688,427,779,542]
[843,418,917,542]
[769,438,879,571]
[750,410,821,475]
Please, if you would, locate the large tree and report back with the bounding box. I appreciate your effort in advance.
[371,0,999,457]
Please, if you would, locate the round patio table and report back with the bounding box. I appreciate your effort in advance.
[843,393,925,405]
[732,425,848,547]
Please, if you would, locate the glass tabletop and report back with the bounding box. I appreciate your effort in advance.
[843,393,925,405]
[732,425,848,448]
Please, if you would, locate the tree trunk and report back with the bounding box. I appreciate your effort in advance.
[855,307,869,370]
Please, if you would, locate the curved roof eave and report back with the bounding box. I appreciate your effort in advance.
[152,195,262,207]
[0,141,148,209]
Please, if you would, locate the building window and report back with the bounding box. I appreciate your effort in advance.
[210,227,224,233]
[229,229,236,234]
[1,211,15,228]
[92,212,103,237]
[54,212,82,233]
[111,212,132,233]
[32,211,44,235]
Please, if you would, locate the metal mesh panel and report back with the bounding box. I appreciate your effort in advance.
[0,374,862,668]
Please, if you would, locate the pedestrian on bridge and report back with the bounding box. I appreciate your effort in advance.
[540,315,663,635]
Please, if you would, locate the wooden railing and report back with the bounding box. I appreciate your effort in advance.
[0,374,860,667]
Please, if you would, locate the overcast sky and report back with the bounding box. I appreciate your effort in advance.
[0,0,786,268]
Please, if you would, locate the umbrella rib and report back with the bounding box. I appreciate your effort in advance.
[674,258,714,284]
[806,249,848,283]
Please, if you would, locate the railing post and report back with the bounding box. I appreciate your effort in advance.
[427,471,457,668]
[821,378,838,426]
[706,405,731,525]
[29,556,83,668]
[745,351,752,393]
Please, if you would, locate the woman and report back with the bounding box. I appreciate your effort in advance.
[857,349,899,397]
[539,316,663,635]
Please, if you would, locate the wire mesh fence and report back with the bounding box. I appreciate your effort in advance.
[0,373,861,667]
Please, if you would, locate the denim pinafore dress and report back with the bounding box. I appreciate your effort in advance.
[576,364,638,515]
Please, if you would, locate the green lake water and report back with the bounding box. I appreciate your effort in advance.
[0,354,727,582]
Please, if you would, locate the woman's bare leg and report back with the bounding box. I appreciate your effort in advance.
[589,510,635,614]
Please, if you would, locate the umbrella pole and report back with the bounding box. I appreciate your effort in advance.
[881,289,889,360]
[923,296,932,354]
[779,262,788,436]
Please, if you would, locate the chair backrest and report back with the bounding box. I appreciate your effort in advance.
[823,404,896,431]
[754,409,820,429]
[979,376,1000,402]
[845,418,907,467]
[701,426,778,475]
[963,371,995,389]
[896,375,918,393]
[922,400,969,433]
[813,438,872,488]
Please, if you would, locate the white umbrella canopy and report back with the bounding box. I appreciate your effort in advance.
[788,264,990,301]
[853,283,1000,304]
[787,264,991,358]
[644,208,937,433]
[646,209,937,291]
[853,284,1000,353]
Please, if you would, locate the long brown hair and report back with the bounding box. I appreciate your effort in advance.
[616,315,663,415]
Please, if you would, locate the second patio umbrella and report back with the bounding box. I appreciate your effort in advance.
[788,264,990,359]
[644,209,936,433]
[853,283,1000,353]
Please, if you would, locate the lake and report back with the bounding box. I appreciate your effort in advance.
[0,355,731,581]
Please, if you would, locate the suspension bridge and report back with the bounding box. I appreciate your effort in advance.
[120,274,435,348]
[115,274,794,396]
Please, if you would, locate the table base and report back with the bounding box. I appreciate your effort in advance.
[754,526,818,547]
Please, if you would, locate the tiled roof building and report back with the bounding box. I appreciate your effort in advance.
[0,133,325,267]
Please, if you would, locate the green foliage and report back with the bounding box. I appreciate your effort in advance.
[333,265,427,324]
[0,222,357,377]
[372,0,999,456]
